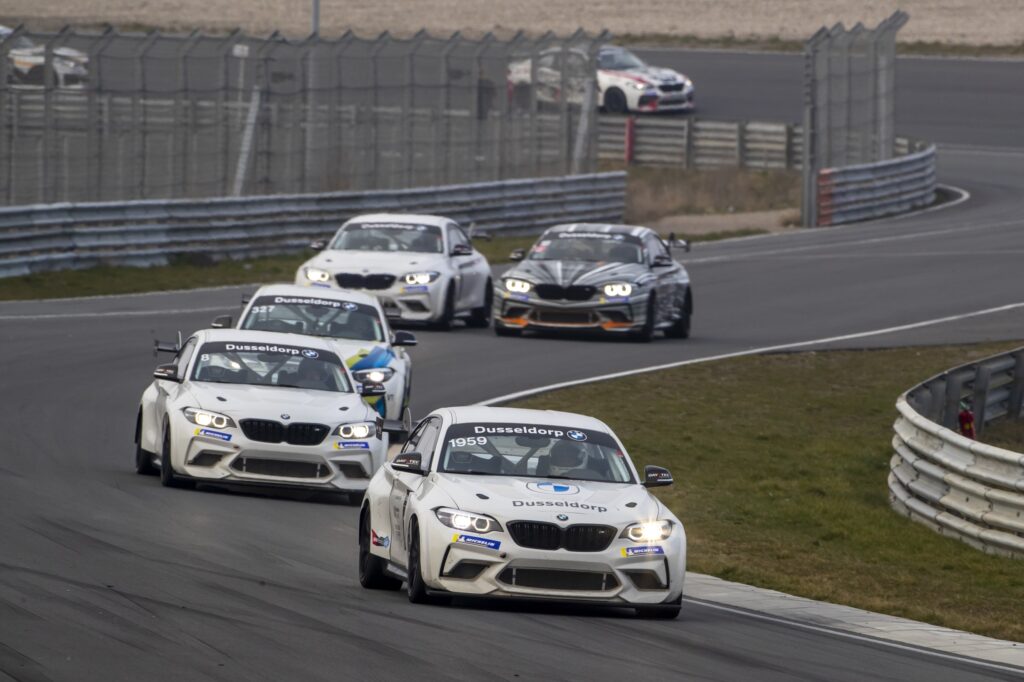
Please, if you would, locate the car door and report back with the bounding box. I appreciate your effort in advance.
[388,416,441,569]
[447,224,486,312]
[643,234,684,324]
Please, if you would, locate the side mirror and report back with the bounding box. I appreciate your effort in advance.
[451,243,473,257]
[643,465,673,488]
[309,239,328,251]
[359,382,387,397]
[509,248,526,262]
[392,330,417,347]
[153,363,181,382]
[382,419,410,445]
[211,314,233,329]
[667,233,690,252]
[391,451,425,475]
[652,254,674,268]
[153,339,180,357]
[241,293,252,305]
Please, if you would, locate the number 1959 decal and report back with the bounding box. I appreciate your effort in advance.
[448,436,487,448]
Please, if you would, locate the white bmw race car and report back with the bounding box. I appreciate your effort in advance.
[211,284,416,421]
[135,328,401,496]
[295,213,493,330]
[358,406,686,617]
[597,46,694,114]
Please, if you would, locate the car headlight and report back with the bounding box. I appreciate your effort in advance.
[304,267,331,283]
[335,422,380,439]
[182,407,236,429]
[603,282,633,297]
[621,520,673,542]
[352,367,395,384]
[403,271,440,285]
[630,80,650,91]
[505,278,532,293]
[435,507,503,534]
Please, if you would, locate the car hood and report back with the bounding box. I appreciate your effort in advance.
[305,250,447,274]
[187,382,375,423]
[433,474,663,524]
[505,260,650,286]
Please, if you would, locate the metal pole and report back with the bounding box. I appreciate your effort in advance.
[311,0,320,37]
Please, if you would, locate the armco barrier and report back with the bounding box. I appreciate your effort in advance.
[816,143,936,226]
[889,347,1024,558]
[0,172,626,277]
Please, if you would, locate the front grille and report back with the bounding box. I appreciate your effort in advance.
[241,419,284,443]
[230,457,331,479]
[659,83,684,92]
[498,567,620,591]
[335,273,396,290]
[534,284,596,301]
[532,310,595,325]
[335,461,368,479]
[508,522,616,552]
[240,419,329,446]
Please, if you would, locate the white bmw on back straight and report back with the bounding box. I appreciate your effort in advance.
[295,213,493,330]
[135,329,398,497]
[358,406,686,618]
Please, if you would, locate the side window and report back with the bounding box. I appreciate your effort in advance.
[447,225,470,252]
[400,420,428,455]
[415,418,443,470]
[644,235,669,264]
[175,337,197,376]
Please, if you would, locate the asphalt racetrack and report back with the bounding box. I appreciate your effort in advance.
[1,52,1022,681]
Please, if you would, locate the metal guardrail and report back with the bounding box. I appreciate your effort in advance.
[889,347,1024,558]
[0,172,626,278]
[598,116,802,170]
[816,142,936,226]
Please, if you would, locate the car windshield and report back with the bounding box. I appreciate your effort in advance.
[528,233,643,263]
[330,222,443,254]
[598,48,646,71]
[240,294,385,342]
[437,422,635,483]
[191,341,352,393]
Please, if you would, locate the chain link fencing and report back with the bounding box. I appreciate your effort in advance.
[801,11,909,226]
[0,26,605,205]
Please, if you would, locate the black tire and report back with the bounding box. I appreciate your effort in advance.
[494,322,522,337]
[159,422,192,489]
[635,594,682,619]
[406,520,450,605]
[604,88,629,114]
[433,286,456,331]
[359,508,402,590]
[665,291,692,339]
[633,293,657,343]
[466,281,493,328]
[134,411,157,476]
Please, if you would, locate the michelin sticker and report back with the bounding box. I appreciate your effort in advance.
[452,534,501,551]
[335,441,370,450]
[194,428,232,442]
[622,546,665,557]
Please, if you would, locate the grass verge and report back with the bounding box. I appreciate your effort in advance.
[513,342,1024,641]
[980,418,1024,452]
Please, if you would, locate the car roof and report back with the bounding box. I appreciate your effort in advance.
[439,406,612,432]
[341,213,453,229]
[194,328,341,352]
[249,283,381,308]
[544,223,656,238]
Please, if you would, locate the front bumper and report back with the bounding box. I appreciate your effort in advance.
[176,426,386,493]
[635,87,695,113]
[493,290,650,333]
[419,518,686,605]
[295,278,445,323]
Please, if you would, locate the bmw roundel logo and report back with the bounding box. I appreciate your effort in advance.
[566,430,587,442]
[556,514,569,521]
[527,481,580,495]
[302,349,319,358]
[280,413,291,420]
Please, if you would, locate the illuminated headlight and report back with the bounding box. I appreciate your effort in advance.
[352,368,395,384]
[603,282,633,297]
[621,520,673,542]
[630,81,650,91]
[183,407,235,429]
[435,507,503,534]
[335,422,378,439]
[505,278,532,294]
[304,267,331,283]
[403,271,440,285]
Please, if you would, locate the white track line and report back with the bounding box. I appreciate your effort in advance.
[685,598,1024,676]
[0,305,231,321]
[477,301,1024,405]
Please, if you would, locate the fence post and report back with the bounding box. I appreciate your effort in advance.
[972,364,993,436]
[472,34,492,183]
[176,32,201,199]
[217,30,244,196]
[1010,350,1024,420]
[624,116,635,164]
[683,117,693,169]
[134,32,161,200]
[736,120,747,168]
[943,370,967,431]
[87,27,116,202]
[0,25,26,204]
